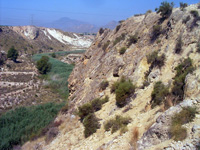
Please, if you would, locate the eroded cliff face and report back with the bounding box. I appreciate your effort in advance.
[23,4,200,150]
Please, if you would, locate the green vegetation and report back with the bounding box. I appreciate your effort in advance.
[180,2,188,11]
[172,58,194,102]
[182,15,191,24]
[83,114,100,138]
[119,47,127,55]
[115,24,121,33]
[151,81,169,108]
[170,107,198,141]
[77,97,109,121]
[36,56,52,74]
[147,51,166,69]
[175,35,183,54]
[152,25,162,40]
[33,51,79,99]
[128,33,138,47]
[190,10,199,18]
[113,33,126,46]
[197,40,200,53]
[111,77,135,107]
[99,28,104,35]
[77,96,109,137]
[102,40,110,51]
[7,46,19,62]
[155,1,174,19]
[51,53,56,58]
[100,80,109,90]
[104,115,131,133]
[0,103,63,150]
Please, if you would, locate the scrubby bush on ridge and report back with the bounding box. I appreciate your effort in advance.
[170,107,198,141]
[104,115,131,133]
[151,81,169,108]
[119,47,127,55]
[155,1,174,19]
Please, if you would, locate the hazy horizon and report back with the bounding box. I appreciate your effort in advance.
[0,0,199,27]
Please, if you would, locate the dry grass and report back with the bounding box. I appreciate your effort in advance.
[130,127,139,150]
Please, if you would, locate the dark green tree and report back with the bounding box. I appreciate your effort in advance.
[36,56,52,74]
[155,1,174,19]
[7,46,19,62]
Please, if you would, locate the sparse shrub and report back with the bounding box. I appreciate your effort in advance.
[7,46,19,62]
[190,10,199,18]
[100,80,109,90]
[180,2,188,11]
[172,58,194,102]
[51,53,56,58]
[170,107,198,141]
[155,1,174,19]
[115,24,121,33]
[151,81,169,108]
[102,40,110,51]
[141,80,150,89]
[119,47,127,55]
[36,56,52,74]
[113,33,126,46]
[99,28,104,35]
[111,81,120,93]
[128,33,138,47]
[197,40,200,53]
[119,20,125,24]
[175,35,183,54]
[134,14,143,17]
[83,113,100,138]
[115,79,135,107]
[78,103,93,121]
[146,10,152,15]
[78,97,109,121]
[182,15,191,24]
[152,25,162,40]
[104,115,131,133]
[147,51,166,69]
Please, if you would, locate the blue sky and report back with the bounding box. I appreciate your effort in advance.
[0,0,199,26]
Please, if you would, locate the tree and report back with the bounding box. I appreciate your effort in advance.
[36,56,52,74]
[155,1,174,19]
[7,46,19,62]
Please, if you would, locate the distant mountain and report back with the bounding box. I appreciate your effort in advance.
[39,17,118,33]
[101,21,118,30]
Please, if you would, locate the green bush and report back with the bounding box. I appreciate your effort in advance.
[115,79,135,107]
[172,58,194,102]
[128,33,138,47]
[100,80,109,90]
[175,35,183,54]
[182,15,191,24]
[78,103,94,121]
[115,25,121,33]
[180,2,188,11]
[197,40,200,53]
[7,46,19,62]
[113,33,126,46]
[104,115,131,133]
[36,56,52,74]
[102,41,110,51]
[83,113,100,138]
[155,1,174,19]
[78,97,109,121]
[151,81,169,108]
[99,28,104,35]
[147,51,166,69]
[152,25,162,40]
[190,10,199,18]
[0,103,63,150]
[51,53,56,58]
[170,107,198,141]
[119,47,127,55]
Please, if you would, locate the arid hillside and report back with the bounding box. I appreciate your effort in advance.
[0,25,93,55]
[22,3,200,150]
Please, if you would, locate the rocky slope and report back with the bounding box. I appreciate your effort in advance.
[22,3,200,150]
[0,25,93,55]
